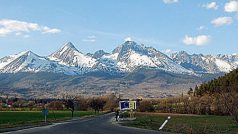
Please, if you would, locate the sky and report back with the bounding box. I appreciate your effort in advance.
[0,0,238,58]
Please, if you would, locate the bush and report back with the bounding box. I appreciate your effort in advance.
[120,111,130,118]
[139,100,155,112]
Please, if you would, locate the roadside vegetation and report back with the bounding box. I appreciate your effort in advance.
[122,69,238,133]
[0,111,94,129]
[0,94,118,129]
[138,69,238,123]
[123,113,238,134]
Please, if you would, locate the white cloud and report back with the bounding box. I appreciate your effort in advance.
[0,19,61,37]
[42,26,61,34]
[82,39,96,42]
[211,17,233,26]
[224,1,238,12]
[82,35,97,42]
[203,2,219,10]
[0,28,11,37]
[163,0,178,4]
[183,35,210,46]
[124,37,133,42]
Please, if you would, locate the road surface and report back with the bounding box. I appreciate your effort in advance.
[4,113,167,134]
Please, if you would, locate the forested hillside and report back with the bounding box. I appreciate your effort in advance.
[192,68,238,123]
[194,68,238,96]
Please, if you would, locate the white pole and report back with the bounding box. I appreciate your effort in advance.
[159,116,171,130]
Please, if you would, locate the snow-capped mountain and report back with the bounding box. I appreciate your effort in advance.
[217,54,238,66]
[171,51,238,73]
[92,50,109,59]
[100,41,192,74]
[0,41,237,76]
[48,42,97,71]
[0,51,81,75]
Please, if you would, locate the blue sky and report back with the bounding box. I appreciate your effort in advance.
[0,0,238,58]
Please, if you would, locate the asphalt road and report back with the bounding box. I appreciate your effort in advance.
[4,113,167,134]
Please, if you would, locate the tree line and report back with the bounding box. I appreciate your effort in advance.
[194,69,238,96]
[0,94,119,117]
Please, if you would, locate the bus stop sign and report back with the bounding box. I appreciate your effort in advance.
[42,108,48,116]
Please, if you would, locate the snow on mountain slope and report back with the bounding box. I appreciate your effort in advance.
[0,41,237,75]
[215,59,232,72]
[129,52,157,67]
[0,51,28,69]
[102,53,119,61]
[171,51,237,73]
[0,51,80,75]
[92,52,120,73]
[48,42,97,69]
[217,54,238,66]
[90,41,192,74]
[108,41,193,74]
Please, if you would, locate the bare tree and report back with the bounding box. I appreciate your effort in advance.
[219,90,238,124]
[89,97,106,114]
[63,94,76,118]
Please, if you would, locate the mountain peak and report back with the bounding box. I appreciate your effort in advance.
[122,40,142,48]
[93,50,108,59]
[124,40,136,45]
[179,51,189,55]
[61,42,77,51]
[64,42,74,47]
[25,50,34,54]
[18,51,37,57]
[48,42,97,68]
[49,42,80,58]
[112,41,144,54]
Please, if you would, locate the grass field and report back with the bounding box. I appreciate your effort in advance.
[0,111,95,129]
[122,112,238,134]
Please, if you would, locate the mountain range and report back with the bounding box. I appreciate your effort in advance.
[0,41,237,75]
[0,41,237,98]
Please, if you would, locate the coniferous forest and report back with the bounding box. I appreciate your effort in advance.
[194,69,238,96]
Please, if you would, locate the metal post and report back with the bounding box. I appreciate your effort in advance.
[45,115,46,123]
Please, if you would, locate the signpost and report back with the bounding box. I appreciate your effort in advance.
[119,100,137,119]
[42,108,49,123]
[119,100,136,110]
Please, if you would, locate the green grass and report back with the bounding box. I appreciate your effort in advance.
[122,113,238,134]
[0,111,95,129]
